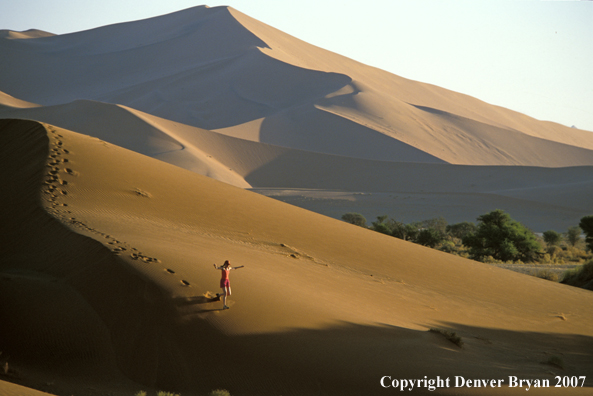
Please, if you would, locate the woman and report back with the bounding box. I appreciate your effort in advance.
[213,260,243,309]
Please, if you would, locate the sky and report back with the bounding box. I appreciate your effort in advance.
[2,0,592,132]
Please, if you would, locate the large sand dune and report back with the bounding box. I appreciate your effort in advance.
[2,97,591,231]
[1,5,593,394]
[1,6,592,167]
[1,119,592,395]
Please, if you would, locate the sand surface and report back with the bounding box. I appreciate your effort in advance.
[1,119,592,395]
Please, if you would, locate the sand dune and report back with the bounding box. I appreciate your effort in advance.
[1,6,592,167]
[0,29,55,40]
[1,118,592,395]
[2,97,590,231]
[0,90,39,109]
[2,5,593,394]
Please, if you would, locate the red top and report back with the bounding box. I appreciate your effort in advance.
[220,268,230,280]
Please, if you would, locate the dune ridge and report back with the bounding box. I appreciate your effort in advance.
[2,97,590,231]
[2,5,593,394]
[0,29,55,40]
[1,6,592,168]
[1,118,593,395]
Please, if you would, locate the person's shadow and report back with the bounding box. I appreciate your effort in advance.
[173,293,224,313]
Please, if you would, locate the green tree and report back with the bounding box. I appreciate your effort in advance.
[391,221,419,241]
[579,215,593,251]
[566,226,581,247]
[416,228,444,248]
[543,230,562,246]
[420,217,448,237]
[371,215,392,235]
[462,209,542,262]
[341,212,367,228]
[446,221,477,240]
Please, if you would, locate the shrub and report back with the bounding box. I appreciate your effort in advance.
[446,221,477,240]
[462,209,541,262]
[209,390,231,396]
[420,217,448,236]
[560,260,593,290]
[534,269,559,282]
[429,328,463,348]
[373,222,392,235]
[566,226,581,247]
[416,228,444,248]
[543,230,562,246]
[391,222,419,241]
[157,392,180,396]
[341,212,367,228]
[579,216,593,251]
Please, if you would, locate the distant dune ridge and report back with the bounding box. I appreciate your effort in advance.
[1,4,593,395]
[1,5,592,231]
[1,5,592,164]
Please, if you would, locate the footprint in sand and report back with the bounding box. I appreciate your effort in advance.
[180,280,191,287]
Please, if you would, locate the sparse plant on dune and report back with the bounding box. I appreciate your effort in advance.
[429,328,464,348]
[134,392,147,396]
[209,390,231,396]
[157,391,180,396]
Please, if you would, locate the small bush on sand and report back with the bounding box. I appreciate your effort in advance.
[134,392,147,396]
[429,328,463,348]
[209,390,231,396]
[157,392,180,396]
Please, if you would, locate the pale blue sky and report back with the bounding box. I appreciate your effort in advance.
[2,0,592,131]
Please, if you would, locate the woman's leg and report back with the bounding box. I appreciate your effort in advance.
[222,285,231,307]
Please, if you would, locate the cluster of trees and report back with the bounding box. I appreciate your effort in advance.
[342,210,593,263]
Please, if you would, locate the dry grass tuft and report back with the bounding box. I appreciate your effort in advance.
[429,328,464,348]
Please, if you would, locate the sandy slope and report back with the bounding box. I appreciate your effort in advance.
[0,90,39,109]
[1,119,592,395]
[0,29,54,40]
[1,6,592,167]
[2,97,591,231]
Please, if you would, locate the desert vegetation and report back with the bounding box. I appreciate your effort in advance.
[134,390,231,396]
[342,210,593,288]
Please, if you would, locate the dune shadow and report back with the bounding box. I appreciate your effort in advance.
[163,319,593,395]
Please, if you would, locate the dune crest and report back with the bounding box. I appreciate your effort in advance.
[1,6,592,167]
[1,95,591,230]
[0,90,39,109]
[0,29,55,39]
